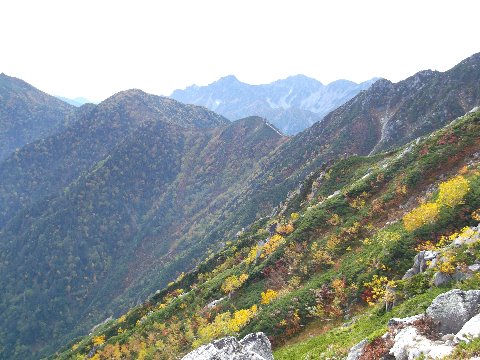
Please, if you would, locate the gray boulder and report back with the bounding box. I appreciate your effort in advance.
[432,271,453,287]
[345,339,368,360]
[181,332,273,360]
[426,289,480,334]
[469,263,480,272]
[240,333,274,360]
[402,250,438,279]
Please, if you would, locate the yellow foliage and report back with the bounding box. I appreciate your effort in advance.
[376,230,402,246]
[311,242,334,266]
[362,237,372,245]
[415,240,436,252]
[221,274,248,294]
[472,208,480,221]
[92,335,105,346]
[403,202,440,232]
[346,222,361,235]
[262,234,285,257]
[396,184,408,196]
[290,212,300,220]
[117,314,126,323]
[176,272,185,282]
[436,175,470,207]
[277,223,294,235]
[437,254,456,274]
[196,305,257,346]
[261,289,279,304]
[403,176,471,232]
[363,275,396,306]
[228,305,257,332]
[245,245,260,264]
[287,276,301,290]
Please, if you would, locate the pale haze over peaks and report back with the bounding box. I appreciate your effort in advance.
[1,0,479,101]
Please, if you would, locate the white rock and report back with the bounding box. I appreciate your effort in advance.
[389,327,454,360]
[427,344,455,358]
[388,314,423,328]
[182,332,273,360]
[455,313,480,343]
[469,264,480,272]
[206,297,226,309]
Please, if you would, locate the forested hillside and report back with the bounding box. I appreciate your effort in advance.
[0,91,284,358]
[55,109,480,359]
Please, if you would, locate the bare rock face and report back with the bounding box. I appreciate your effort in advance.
[426,289,480,334]
[181,332,273,360]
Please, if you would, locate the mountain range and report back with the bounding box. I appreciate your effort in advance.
[57,99,480,360]
[170,75,377,135]
[0,52,479,359]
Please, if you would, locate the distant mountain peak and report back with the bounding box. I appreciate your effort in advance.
[217,74,240,83]
[171,75,377,135]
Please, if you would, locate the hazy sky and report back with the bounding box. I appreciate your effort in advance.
[2,0,479,101]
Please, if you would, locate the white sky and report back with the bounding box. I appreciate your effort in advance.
[1,0,479,101]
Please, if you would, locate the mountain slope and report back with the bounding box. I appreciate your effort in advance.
[55,109,480,360]
[0,89,228,228]
[0,104,282,359]
[171,75,377,134]
[222,52,480,229]
[0,73,77,161]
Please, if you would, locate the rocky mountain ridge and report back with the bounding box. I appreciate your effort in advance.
[171,74,377,134]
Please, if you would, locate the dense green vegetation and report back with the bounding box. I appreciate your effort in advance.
[53,111,480,359]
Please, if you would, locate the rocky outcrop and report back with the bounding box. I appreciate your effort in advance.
[389,326,454,360]
[181,332,274,360]
[402,250,438,279]
[346,289,480,360]
[425,289,480,334]
[403,225,480,286]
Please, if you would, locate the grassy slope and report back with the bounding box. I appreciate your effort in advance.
[53,110,480,359]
